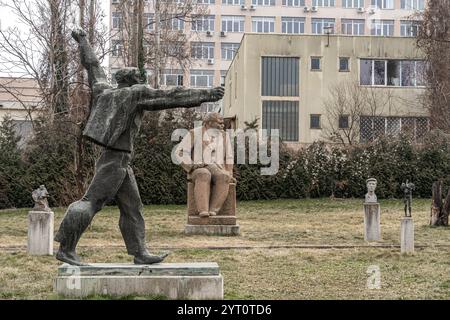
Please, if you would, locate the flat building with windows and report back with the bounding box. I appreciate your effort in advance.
[223,33,428,145]
[109,0,426,91]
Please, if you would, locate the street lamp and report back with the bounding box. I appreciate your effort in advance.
[324,26,334,47]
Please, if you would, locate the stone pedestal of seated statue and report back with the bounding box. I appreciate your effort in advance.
[185,182,240,236]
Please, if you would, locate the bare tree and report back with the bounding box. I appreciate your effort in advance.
[431,180,450,226]
[323,80,394,145]
[113,0,208,87]
[416,0,450,132]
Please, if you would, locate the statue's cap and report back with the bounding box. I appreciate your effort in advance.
[366,178,377,183]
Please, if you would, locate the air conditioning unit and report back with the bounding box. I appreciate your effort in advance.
[112,0,119,3]
[220,31,226,37]
[369,7,376,14]
[206,30,213,37]
[310,6,318,12]
[250,4,256,10]
[357,7,365,13]
[207,58,214,65]
[241,4,247,10]
[304,6,310,12]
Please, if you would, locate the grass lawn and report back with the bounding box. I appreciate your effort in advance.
[0,198,449,299]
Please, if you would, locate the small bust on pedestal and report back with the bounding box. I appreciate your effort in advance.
[32,185,51,212]
[28,185,54,255]
[365,178,378,203]
[363,178,381,242]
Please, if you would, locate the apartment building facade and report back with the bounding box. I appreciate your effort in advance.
[110,0,426,90]
[223,34,427,145]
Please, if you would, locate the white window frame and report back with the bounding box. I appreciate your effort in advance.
[370,19,394,36]
[400,20,420,37]
[252,16,276,33]
[312,0,336,7]
[192,15,215,32]
[112,12,122,29]
[222,0,244,4]
[221,15,245,32]
[282,17,305,34]
[401,0,424,10]
[190,70,215,88]
[312,18,335,34]
[341,19,365,35]
[342,0,364,8]
[282,0,305,6]
[191,42,215,60]
[161,69,184,87]
[221,43,240,60]
[371,0,394,9]
[252,0,276,5]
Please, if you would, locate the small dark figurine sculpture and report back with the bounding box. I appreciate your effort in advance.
[54,29,224,266]
[401,180,415,217]
[32,185,51,212]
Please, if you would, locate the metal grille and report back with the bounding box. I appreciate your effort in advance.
[360,116,430,143]
[262,101,299,142]
[261,57,299,97]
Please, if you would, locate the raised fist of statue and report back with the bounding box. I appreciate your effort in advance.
[208,86,225,102]
[71,29,87,43]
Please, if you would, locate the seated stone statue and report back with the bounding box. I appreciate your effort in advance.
[175,113,235,217]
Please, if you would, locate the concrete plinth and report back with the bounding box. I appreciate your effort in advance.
[27,211,54,255]
[364,203,381,242]
[401,217,414,254]
[185,224,240,236]
[55,262,223,299]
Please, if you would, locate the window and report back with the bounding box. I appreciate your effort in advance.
[360,116,429,143]
[282,17,305,34]
[312,0,335,6]
[191,42,215,60]
[252,17,275,33]
[221,43,240,60]
[252,0,276,5]
[221,16,245,32]
[341,19,365,35]
[192,15,215,32]
[190,70,215,87]
[371,20,394,36]
[161,69,184,87]
[282,0,305,6]
[111,40,123,57]
[401,0,424,10]
[197,0,215,3]
[342,0,364,8]
[311,57,321,70]
[220,70,227,86]
[112,12,123,29]
[360,59,426,87]
[261,57,300,96]
[312,18,335,34]
[339,57,349,71]
[262,101,299,141]
[339,115,350,129]
[371,0,394,9]
[161,15,185,31]
[400,20,420,37]
[144,13,154,31]
[222,0,244,4]
[310,115,321,129]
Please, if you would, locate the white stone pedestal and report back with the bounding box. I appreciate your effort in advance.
[55,262,224,299]
[27,210,54,255]
[401,217,414,254]
[364,203,381,242]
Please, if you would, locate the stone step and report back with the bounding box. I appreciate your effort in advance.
[58,262,219,277]
[188,215,237,225]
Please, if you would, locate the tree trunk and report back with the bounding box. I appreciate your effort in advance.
[430,180,450,226]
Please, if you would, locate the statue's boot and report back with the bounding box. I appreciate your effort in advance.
[134,249,170,265]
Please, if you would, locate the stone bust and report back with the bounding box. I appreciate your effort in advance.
[365,178,378,203]
[32,185,51,212]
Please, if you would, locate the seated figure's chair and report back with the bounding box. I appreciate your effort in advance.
[185,181,239,235]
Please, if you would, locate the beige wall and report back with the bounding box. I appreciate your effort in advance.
[223,33,427,144]
[0,77,40,123]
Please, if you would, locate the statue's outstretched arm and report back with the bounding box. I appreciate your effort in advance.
[135,86,225,111]
[72,29,108,90]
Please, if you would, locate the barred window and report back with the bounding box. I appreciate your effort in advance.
[262,101,299,141]
[360,116,430,143]
[261,57,300,96]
